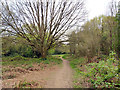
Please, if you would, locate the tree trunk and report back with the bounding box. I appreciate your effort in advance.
[110,28,113,51]
[41,48,47,59]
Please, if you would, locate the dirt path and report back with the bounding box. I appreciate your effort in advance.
[44,57,73,88]
[2,57,73,88]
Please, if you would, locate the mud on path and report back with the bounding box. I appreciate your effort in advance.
[2,57,73,88]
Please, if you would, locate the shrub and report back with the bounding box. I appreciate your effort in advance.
[84,51,119,88]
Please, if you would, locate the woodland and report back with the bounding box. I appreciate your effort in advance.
[1,0,120,88]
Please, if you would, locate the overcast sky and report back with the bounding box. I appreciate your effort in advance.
[86,0,120,20]
[1,0,120,21]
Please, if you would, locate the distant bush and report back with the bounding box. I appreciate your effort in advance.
[2,36,40,58]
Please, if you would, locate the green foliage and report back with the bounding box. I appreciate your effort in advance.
[2,36,36,57]
[70,57,86,69]
[69,15,118,59]
[46,56,62,64]
[66,52,119,88]
[84,51,119,88]
[69,18,101,58]
[52,44,69,55]
[2,56,39,66]
[62,54,69,59]
[2,36,69,58]
[116,5,120,58]
[55,43,70,54]
[53,50,66,54]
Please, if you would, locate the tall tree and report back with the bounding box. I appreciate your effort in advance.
[117,1,120,58]
[1,0,86,58]
[68,15,117,62]
[108,0,118,51]
[69,31,76,55]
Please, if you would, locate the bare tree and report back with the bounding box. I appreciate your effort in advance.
[1,0,86,58]
[107,0,118,51]
[109,0,117,16]
[117,1,120,58]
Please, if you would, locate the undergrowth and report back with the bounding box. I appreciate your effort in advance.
[64,52,119,88]
[84,51,119,88]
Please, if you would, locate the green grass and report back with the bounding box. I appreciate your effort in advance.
[62,54,69,59]
[2,55,62,67]
[2,56,41,66]
[70,57,86,69]
[62,54,87,68]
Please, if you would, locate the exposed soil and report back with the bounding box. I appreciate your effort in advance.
[2,57,73,88]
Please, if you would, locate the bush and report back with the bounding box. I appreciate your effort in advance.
[84,51,119,88]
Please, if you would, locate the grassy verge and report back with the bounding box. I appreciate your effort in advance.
[62,54,89,88]
[2,55,62,67]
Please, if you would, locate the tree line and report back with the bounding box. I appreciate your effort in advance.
[68,1,120,62]
[1,0,120,61]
